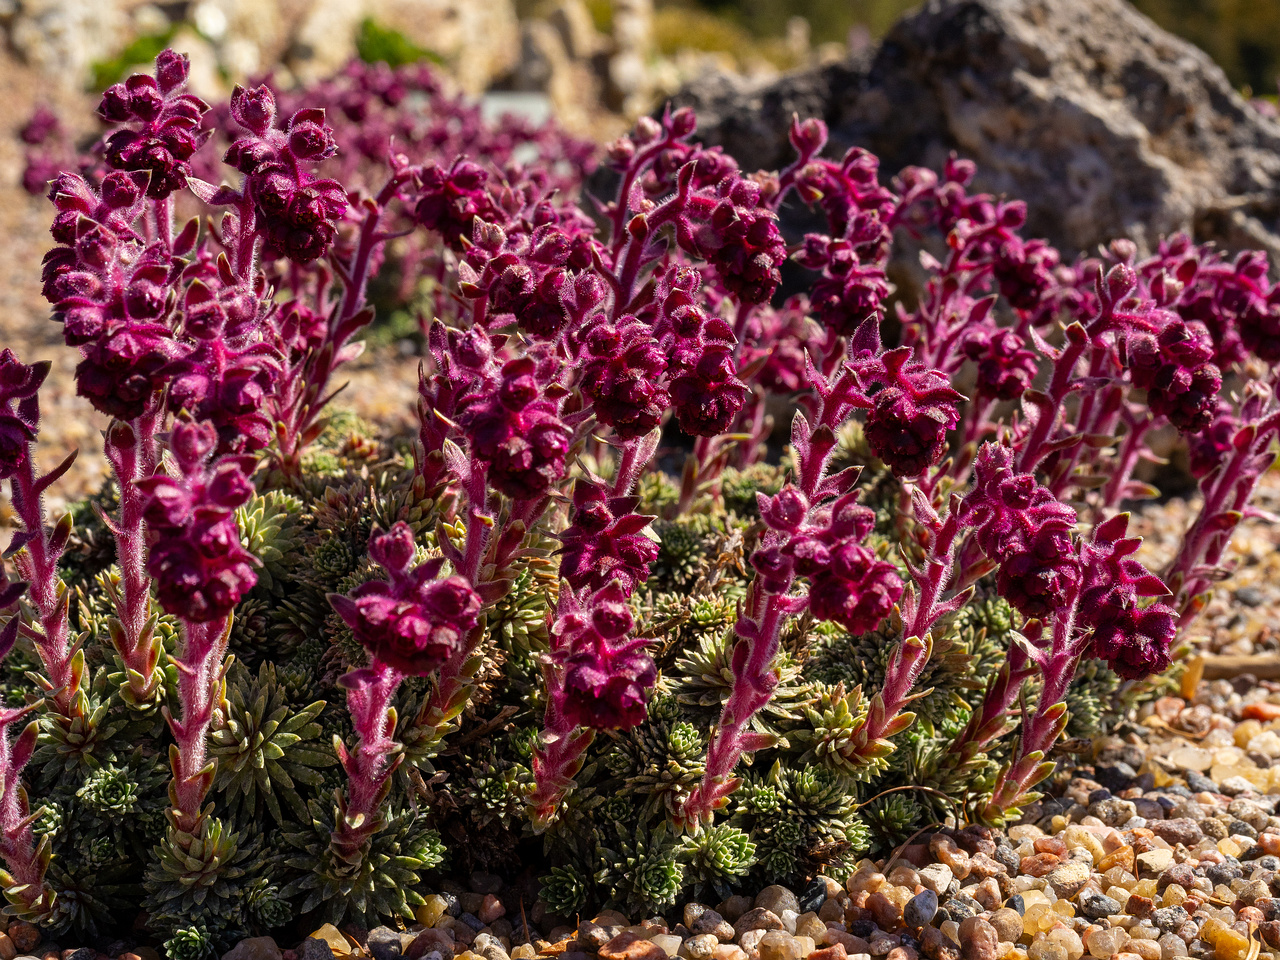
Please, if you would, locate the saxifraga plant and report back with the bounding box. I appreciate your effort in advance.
[2,44,1280,944]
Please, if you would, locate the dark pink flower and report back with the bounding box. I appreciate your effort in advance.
[961,443,1082,620]
[1077,514,1175,679]
[550,582,654,731]
[329,522,481,676]
[557,480,659,594]
[223,87,348,263]
[781,490,903,634]
[808,557,902,635]
[578,319,669,439]
[75,324,182,421]
[458,357,572,499]
[561,645,656,730]
[137,420,259,622]
[411,158,496,252]
[98,52,210,199]
[860,347,963,477]
[687,177,786,305]
[654,271,748,437]
[963,328,1039,400]
[1124,316,1220,433]
[0,350,46,480]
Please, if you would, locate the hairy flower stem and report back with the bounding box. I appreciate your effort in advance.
[9,441,79,721]
[103,414,164,705]
[1165,405,1280,624]
[527,679,594,829]
[985,615,1079,819]
[164,616,232,835]
[855,500,962,745]
[1100,414,1153,512]
[330,660,403,861]
[276,172,410,480]
[681,403,841,825]
[680,580,788,825]
[0,705,54,921]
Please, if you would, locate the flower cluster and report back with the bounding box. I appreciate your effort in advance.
[456,354,573,500]
[224,85,347,263]
[682,177,787,305]
[329,523,481,677]
[798,232,892,339]
[458,198,600,341]
[41,171,185,420]
[1078,515,1176,679]
[962,327,1040,401]
[167,250,281,454]
[98,50,210,199]
[411,159,497,252]
[557,480,660,594]
[856,347,964,478]
[961,444,1081,619]
[1123,312,1221,433]
[550,583,655,730]
[779,489,903,634]
[653,270,748,437]
[578,318,669,439]
[137,420,259,622]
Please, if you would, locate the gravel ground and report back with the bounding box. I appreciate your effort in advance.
[248,676,1280,960]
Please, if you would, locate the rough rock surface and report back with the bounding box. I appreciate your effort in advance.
[673,0,1280,259]
[290,0,519,92]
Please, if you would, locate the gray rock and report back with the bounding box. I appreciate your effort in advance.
[1046,860,1091,899]
[672,0,1280,264]
[918,863,954,894]
[474,933,511,960]
[735,908,785,936]
[1148,818,1204,846]
[1230,799,1270,830]
[1152,906,1190,932]
[296,939,336,960]
[367,928,411,960]
[685,904,714,930]
[690,909,735,941]
[904,890,939,929]
[683,934,719,960]
[1078,891,1122,920]
[754,886,800,919]
[1088,798,1138,827]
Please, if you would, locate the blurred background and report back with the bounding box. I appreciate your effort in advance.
[2,0,1279,139]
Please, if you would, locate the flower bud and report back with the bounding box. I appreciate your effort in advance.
[669,107,697,139]
[230,84,277,135]
[633,116,661,144]
[760,485,808,533]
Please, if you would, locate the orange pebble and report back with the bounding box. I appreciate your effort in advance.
[1243,702,1280,721]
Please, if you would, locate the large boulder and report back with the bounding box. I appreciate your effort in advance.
[673,0,1280,259]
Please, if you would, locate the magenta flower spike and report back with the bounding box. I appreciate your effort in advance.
[529,581,656,828]
[137,420,258,833]
[327,523,481,854]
